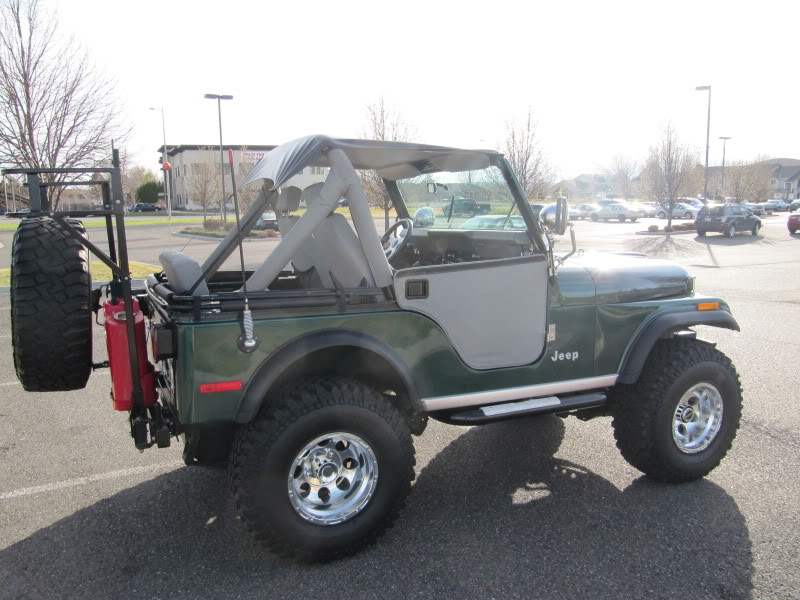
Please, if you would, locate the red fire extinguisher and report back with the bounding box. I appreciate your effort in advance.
[103,298,158,411]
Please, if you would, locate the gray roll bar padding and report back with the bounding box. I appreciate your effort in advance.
[244,149,393,291]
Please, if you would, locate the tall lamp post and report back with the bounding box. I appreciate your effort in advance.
[719,136,731,199]
[149,107,172,215]
[695,85,711,202]
[204,93,234,221]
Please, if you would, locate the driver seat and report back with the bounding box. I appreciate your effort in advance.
[287,183,375,289]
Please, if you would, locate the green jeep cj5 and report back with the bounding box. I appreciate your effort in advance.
[5,135,742,561]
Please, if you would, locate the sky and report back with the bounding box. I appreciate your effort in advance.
[55,0,800,180]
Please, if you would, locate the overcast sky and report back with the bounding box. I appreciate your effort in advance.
[57,0,799,179]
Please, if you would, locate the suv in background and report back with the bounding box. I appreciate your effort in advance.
[128,203,162,212]
[696,204,761,237]
[442,196,491,218]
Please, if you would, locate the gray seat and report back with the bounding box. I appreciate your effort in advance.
[285,183,374,289]
[159,251,209,295]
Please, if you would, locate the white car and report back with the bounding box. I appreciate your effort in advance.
[656,203,699,219]
[590,203,641,222]
[679,198,705,210]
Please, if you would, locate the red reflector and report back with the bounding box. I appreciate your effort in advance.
[199,380,243,394]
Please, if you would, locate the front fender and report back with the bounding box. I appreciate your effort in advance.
[618,309,739,384]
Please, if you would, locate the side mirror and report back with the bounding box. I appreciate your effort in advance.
[414,206,435,228]
[540,198,569,235]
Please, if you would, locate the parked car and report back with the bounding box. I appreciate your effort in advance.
[128,203,162,212]
[656,203,699,220]
[634,201,657,218]
[679,198,705,210]
[255,211,278,231]
[571,203,600,219]
[788,212,800,234]
[696,204,761,237]
[442,196,491,218]
[789,199,800,212]
[741,202,765,216]
[764,199,790,212]
[590,203,640,222]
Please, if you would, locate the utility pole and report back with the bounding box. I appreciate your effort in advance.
[695,85,711,202]
[719,136,731,198]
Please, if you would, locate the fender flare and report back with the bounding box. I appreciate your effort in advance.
[233,329,420,423]
[618,310,739,384]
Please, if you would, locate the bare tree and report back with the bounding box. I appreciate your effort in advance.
[642,124,699,229]
[362,97,414,229]
[0,0,127,208]
[711,158,773,203]
[236,146,259,213]
[503,108,555,200]
[187,148,220,224]
[605,154,639,199]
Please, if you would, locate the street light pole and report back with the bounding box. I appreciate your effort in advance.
[696,85,711,202]
[204,93,234,221]
[149,107,171,215]
[719,136,731,198]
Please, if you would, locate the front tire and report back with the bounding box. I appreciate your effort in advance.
[751,223,760,235]
[610,339,742,483]
[726,223,737,238]
[684,212,693,219]
[229,377,415,561]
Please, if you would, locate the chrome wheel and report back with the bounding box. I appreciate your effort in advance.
[288,432,378,525]
[672,383,724,454]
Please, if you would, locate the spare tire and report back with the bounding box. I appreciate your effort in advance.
[10,218,93,391]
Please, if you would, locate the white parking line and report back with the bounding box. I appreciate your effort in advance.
[0,463,177,500]
[1,381,19,386]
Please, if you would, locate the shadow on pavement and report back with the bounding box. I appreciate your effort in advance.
[0,416,752,600]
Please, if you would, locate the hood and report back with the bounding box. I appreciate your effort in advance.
[573,253,693,304]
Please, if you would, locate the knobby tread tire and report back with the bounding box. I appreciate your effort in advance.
[10,218,92,391]
[610,338,742,483]
[229,377,416,561]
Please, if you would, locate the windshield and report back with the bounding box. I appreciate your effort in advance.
[395,166,523,230]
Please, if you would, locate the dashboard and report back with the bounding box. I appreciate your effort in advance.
[395,228,535,267]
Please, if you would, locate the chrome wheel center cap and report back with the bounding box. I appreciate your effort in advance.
[679,406,695,423]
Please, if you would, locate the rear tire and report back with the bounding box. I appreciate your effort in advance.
[726,223,737,238]
[10,218,93,391]
[591,214,599,221]
[618,215,625,222]
[610,339,742,483]
[229,377,415,561]
[684,212,693,219]
[697,230,706,237]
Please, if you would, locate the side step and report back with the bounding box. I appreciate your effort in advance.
[436,392,607,425]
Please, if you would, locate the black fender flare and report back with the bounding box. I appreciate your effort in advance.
[618,310,739,384]
[233,329,421,423]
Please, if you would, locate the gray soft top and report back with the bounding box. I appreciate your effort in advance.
[239,134,499,190]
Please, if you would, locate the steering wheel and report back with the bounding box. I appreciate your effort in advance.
[381,218,413,261]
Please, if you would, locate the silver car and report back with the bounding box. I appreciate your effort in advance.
[656,202,699,219]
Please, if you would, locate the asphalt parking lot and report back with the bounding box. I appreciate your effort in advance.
[1,214,799,599]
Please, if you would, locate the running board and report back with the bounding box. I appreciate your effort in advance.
[435,392,607,425]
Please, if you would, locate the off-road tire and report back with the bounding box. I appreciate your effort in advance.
[10,218,92,391]
[229,377,415,561]
[610,338,742,483]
